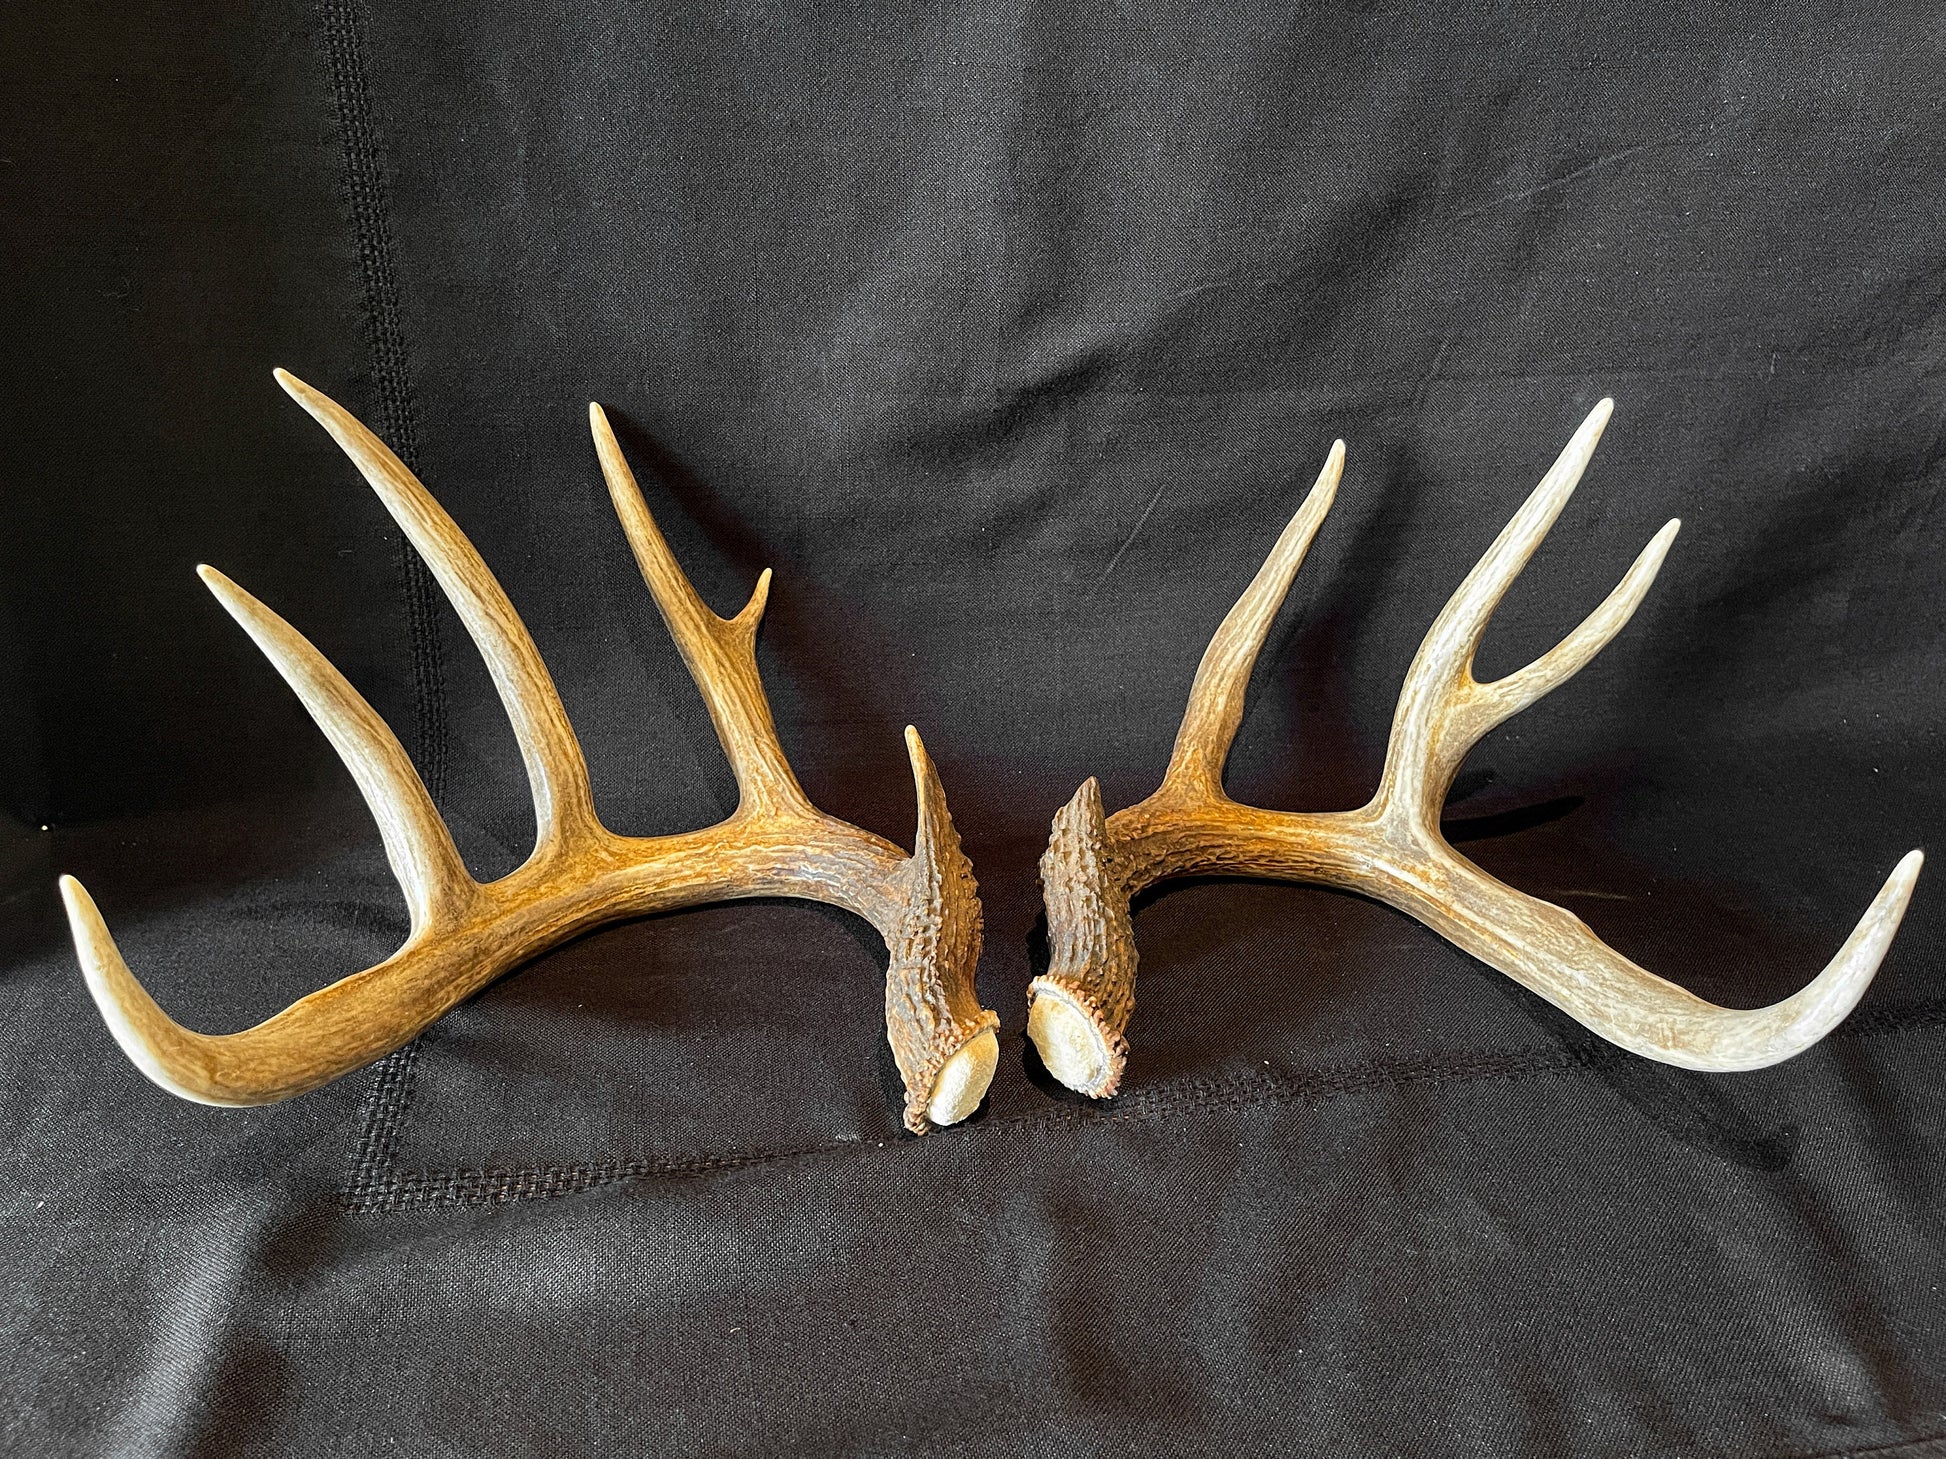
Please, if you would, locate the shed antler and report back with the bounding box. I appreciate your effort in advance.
[1030,402,1922,1097]
[62,371,999,1133]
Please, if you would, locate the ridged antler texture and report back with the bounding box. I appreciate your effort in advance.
[63,372,999,1133]
[1029,403,1922,1097]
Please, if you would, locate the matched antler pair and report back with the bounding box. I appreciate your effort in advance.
[61,380,1921,1133]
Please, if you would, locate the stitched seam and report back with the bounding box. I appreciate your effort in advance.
[1771,1432,1946,1459]
[315,0,447,801]
[340,1050,1586,1212]
[315,0,445,1169]
[1825,1001,1946,1039]
[343,1041,419,1193]
[336,999,1946,1212]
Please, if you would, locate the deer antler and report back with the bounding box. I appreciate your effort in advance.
[61,371,999,1133]
[1030,402,1923,1097]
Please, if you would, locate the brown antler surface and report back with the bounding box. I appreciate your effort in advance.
[1030,402,1923,1097]
[62,371,998,1133]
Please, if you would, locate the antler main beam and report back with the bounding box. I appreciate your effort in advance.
[63,371,999,1133]
[1029,402,1922,1097]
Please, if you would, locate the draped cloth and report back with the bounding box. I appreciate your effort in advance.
[2,3,1942,1452]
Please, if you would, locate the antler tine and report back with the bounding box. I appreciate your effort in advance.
[1033,400,1923,1096]
[1160,441,1344,803]
[1464,517,1681,750]
[57,518,483,1105]
[589,403,811,822]
[58,865,498,1107]
[1382,512,1684,824]
[60,875,248,1105]
[1441,847,1925,1073]
[276,369,599,853]
[195,566,477,934]
[1377,399,1617,822]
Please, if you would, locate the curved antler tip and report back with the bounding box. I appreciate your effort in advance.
[1571,397,1613,448]
[1855,848,1924,931]
[57,875,245,1107]
[1640,518,1682,566]
[588,403,627,469]
[1894,846,1925,888]
[743,566,773,621]
[903,726,951,834]
[1315,439,1346,487]
[58,872,112,968]
[1731,846,1927,1069]
[57,872,141,1017]
[194,565,258,625]
[274,370,342,429]
[196,564,263,634]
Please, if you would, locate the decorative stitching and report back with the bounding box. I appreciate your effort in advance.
[1774,1432,1946,1459]
[342,1040,419,1195]
[314,0,447,801]
[335,996,1946,1213]
[315,0,446,1169]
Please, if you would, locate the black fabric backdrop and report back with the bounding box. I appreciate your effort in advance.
[3,2,1944,1455]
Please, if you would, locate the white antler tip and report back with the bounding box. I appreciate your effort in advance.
[1570,398,1612,449]
[57,874,122,1004]
[1316,439,1347,489]
[1546,399,1613,466]
[1643,519,1682,563]
[274,369,342,430]
[1893,848,1925,895]
[195,565,259,626]
[1759,846,1926,1062]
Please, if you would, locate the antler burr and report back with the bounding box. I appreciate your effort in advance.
[1030,402,1922,1098]
[62,371,999,1133]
